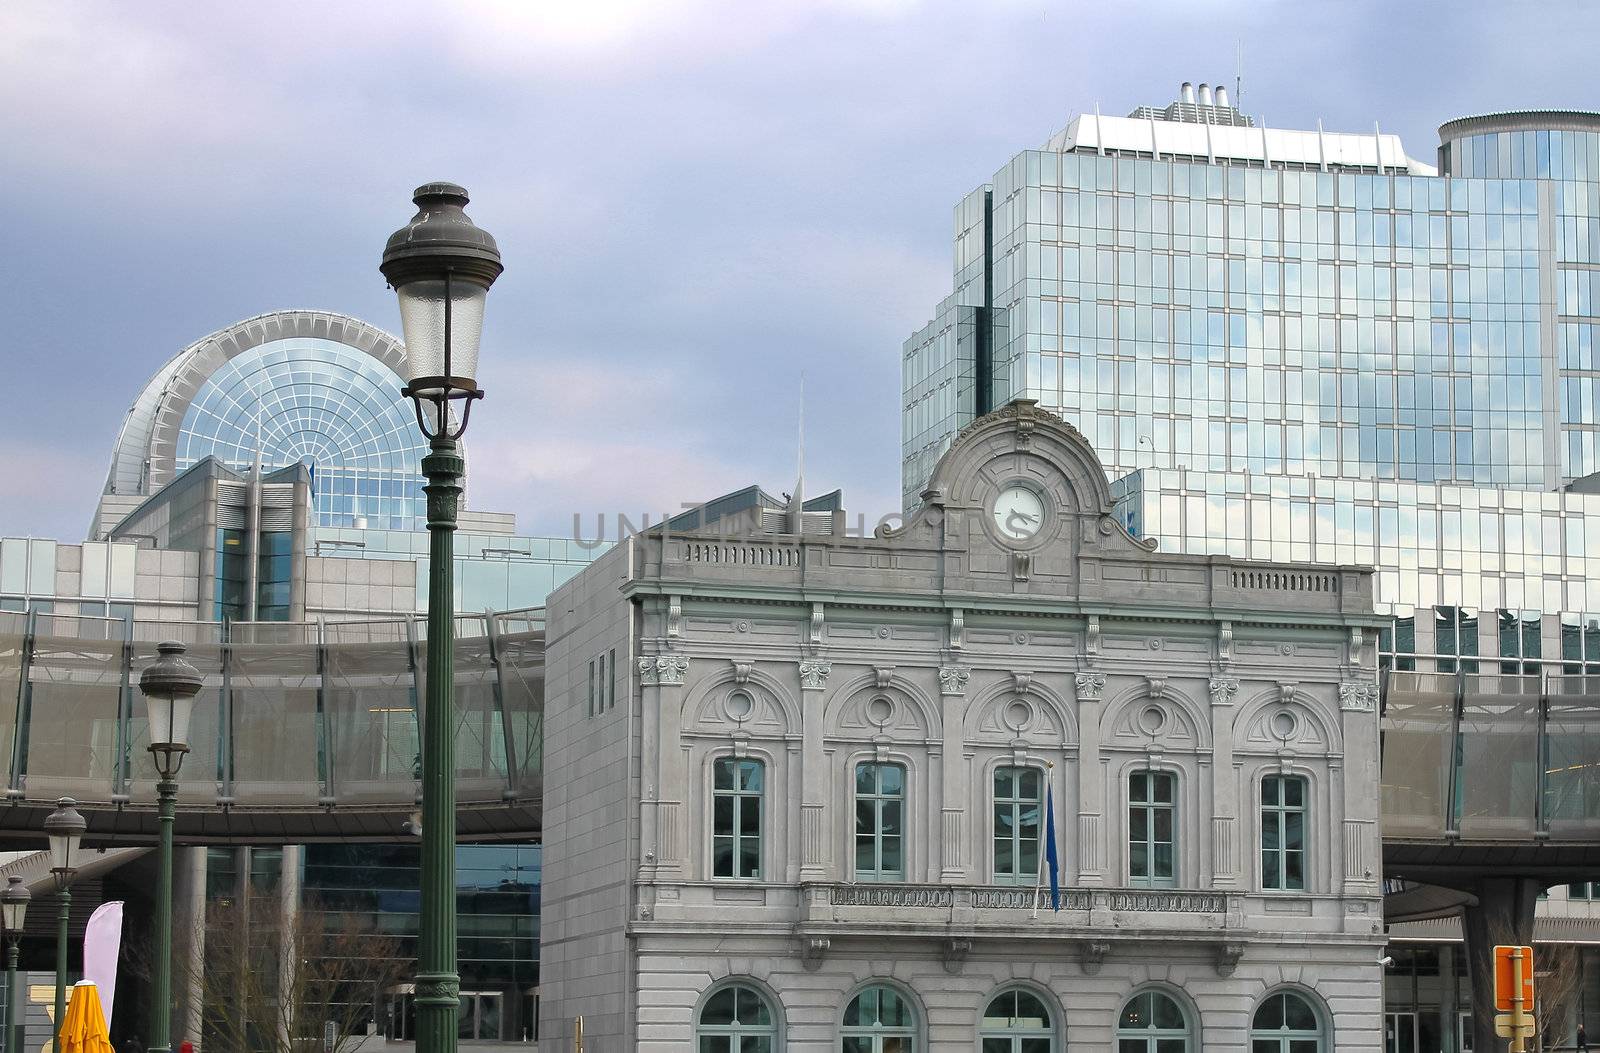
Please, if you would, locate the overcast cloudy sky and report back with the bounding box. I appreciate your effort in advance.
[4,1,1598,540]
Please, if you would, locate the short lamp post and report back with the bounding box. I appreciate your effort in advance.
[380,182,502,1053]
[43,798,84,1035]
[2,875,30,1053]
[139,641,203,1053]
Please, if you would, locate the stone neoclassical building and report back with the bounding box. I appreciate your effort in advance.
[540,401,1388,1051]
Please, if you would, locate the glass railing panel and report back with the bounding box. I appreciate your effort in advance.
[1380,671,1458,837]
[0,612,26,791]
[126,633,225,805]
[20,615,126,801]
[323,619,420,805]
[226,622,321,805]
[1457,674,1542,839]
[493,626,544,798]
[414,634,508,805]
[1545,674,1600,837]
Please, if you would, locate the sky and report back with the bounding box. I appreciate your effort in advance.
[4,0,1600,542]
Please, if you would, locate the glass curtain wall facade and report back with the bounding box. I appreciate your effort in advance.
[902,97,1600,677]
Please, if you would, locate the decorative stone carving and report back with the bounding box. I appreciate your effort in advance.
[1278,682,1301,705]
[1207,677,1239,707]
[809,602,825,645]
[800,935,830,971]
[1011,671,1033,695]
[1012,552,1032,581]
[1074,672,1106,702]
[938,664,971,696]
[731,661,753,685]
[1145,677,1172,700]
[1215,940,1246,977]
[667,594,682,638]
[1085,615,1101,663]
[1148,637,1165,650]
[1080,940,1110,976]
[949,608,965,650]
[798,658,831,691]
[1218,621,1234,668]
[942,937,972,975]
[636,656,660,687]
[873,665,895,689]
[1338,679,1379,712]
[655,654,689,686]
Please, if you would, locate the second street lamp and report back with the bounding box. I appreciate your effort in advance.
[42,798,84,1037]
[380,182,502,1053]
[139,640,203,1053]
[2,875,30,1053]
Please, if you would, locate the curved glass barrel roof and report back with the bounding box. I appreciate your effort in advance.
[103,310,452,531]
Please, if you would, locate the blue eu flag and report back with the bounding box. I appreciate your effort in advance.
[1044,783,1060,911]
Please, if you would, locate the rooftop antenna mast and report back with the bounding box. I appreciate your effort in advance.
[787,373,806,533]
[1234,39,1245,112]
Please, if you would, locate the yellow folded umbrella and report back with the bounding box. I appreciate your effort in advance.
[57,981,113,1053]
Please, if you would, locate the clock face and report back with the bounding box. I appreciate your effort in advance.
[992,484,1046,541]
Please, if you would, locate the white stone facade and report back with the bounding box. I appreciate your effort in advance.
[540,402,1388,1050]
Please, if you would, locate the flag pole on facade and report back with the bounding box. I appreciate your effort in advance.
[1032,762,1061,918]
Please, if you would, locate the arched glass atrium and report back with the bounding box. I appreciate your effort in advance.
[174,338,428,529]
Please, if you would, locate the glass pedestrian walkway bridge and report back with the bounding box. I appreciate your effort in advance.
[0,608,543,843]
[1381,668,1600,884]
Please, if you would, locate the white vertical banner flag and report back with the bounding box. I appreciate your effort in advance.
[82,902,124,1027]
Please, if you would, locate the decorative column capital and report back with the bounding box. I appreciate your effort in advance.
[639,654,688,687]
[1207,677,1240,707]
[1074,672,1106,702]
[1338,679,1378,712]
[938,664,971,696]
[798,658,832,691]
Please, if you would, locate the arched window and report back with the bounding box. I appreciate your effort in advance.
[979,988,1054,1052]
[697,984,778,1052]
[1115,990,1191,1052]
[1250,991,1323,1052]
[842,985,915,1052]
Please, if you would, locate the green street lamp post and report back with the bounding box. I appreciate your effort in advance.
[2,875,30,1053]
[380,182,502,1053]
[42,798,84,1037]
[139,641,203,1053]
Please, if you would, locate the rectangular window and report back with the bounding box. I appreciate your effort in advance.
[587,659,595,718]
[607,648,617,710]
[712,757,763,879]
[854,763,905,881]
[1569,881,1600,899]
[1129,770,1177,887]
[992,766,1041,884]
[596,651,607,712]
[1261,774,1308,891]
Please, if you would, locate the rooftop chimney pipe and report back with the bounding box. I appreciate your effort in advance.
[1198,83,1213,106]
[1181,81,1196,105]
[1215,85,1230,107]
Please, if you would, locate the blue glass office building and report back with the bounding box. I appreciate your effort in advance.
[903,88,1599,662]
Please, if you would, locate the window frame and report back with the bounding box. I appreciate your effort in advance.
[1115,987,1193,1053]
[1128,768,1178,888]
[1249,989,1326,1052]
[1260,772,1310,892]
[839,982,918,1053]
[710,755,765,880]
[694,981,780,1053]
[853,760,907,883]
[978,985,1057,1052]
[992,764,1045,886]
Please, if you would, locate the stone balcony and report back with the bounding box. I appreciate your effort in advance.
[634,879,1383,971]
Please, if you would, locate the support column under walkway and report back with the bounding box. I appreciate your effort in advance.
[1461,877,1543,1053]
